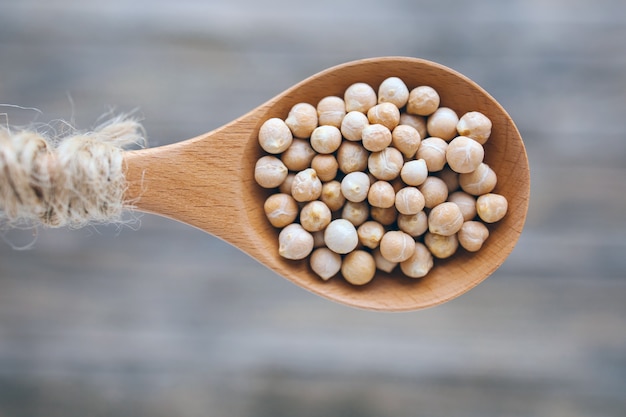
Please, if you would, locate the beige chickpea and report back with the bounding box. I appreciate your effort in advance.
[321,180,346,212]
[324,219,359,254]
[397,211,428,237]
[299,200,332,232]
[391,125,421,158]
[341,201,370,226]
[344,82,377,113]
[459,163,497,195]
[373,247,398,273]
[378,76,409,108]
[370,206,398,226]
[407,86,440,116]
[367,102,400,131]
[476,193,508,223]
[311,154,339,182]
[437,166,460,193]
[317,96,346,128]
[424,232,459,259]
[428,201,464,236]
[448,191,477,221]
[400,159,428,186]
[310,125,342,154]
[458,221,490,252]
[361,124,392,152]
[368,180,396,208]
[427,107,459,141]
[264,193,299,228]
[399,113,428,139]
[395,187,425,215]
[416,137,448,172]
[281,138,316,171]
[418,176,449,208]
[457,111,492,144]
[445,136,485,174]
[368,147,404,181]
[341,171,370,203]
[279,172,296,194]
[278,223,314,260]
[357,220,386,249]
[340,110,370,141]
[379,230,416,263]
[258,117,293,154]
[399,241,434,278]
[312,230,326,248]
[285,102,318,138]
[310,247,342,280]
[337,141,369,174]
[291,168,322,202]
[341,250,376,286]
[254,155,288,188]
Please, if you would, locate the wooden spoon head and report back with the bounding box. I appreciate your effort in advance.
[242,57,529,311]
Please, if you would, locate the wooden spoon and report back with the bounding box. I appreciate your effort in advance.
[123,56,530,312]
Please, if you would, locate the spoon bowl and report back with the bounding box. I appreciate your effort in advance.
[124,56,530,311]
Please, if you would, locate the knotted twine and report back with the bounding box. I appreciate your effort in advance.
[0,117,145,229]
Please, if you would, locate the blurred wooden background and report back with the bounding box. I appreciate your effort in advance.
[0,0,625,416]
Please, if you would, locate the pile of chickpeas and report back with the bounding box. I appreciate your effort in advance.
[255,77,508,285]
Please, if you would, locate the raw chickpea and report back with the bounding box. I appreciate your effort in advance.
[392,125,421,158]
[285,102,318,138]
[419,176,449,208]
[445,136,485,174]
[357,220,386,249]
[476,193,508,223]
[378,76,409,108]
[278,223,314,260]
[361,124,392,152]
[299,200,332,232]
[341,171,370,203]
[427,107,459,141]
[459,163,497,196]
[379,230,416,263]
[400,159,428,186]
[310,247,342,280]
[395,186,425,215]
[258,117,293,154]
[416,137,448,172]
[321,180,346,212]
[311,154,339,182]
[341,201,370,226]
[324,219,359,254]
[370,206,398,226]
[281,138,316,171]
[458,221,490,252]
[337,141,369,174]
[368,147,404,181]
[428,201,464,236]
[264,193,299,228]
[291,168,322,202]
[407,86,440,116]
[312,230,325,248]
[344,82,377,113]
[397,211,428,237]
[279,173,296,194]
[399,241,433,278]
[437,166,460,193]
[310,125,342,154]
[254,155,288,188]
[341,250,376,286]
[317,96,346,128]
[367,102,400,131]
[368,180,396,208]
[457,111,492,144]
[373,247,398,273]
[448,191,477,221]
[424,232,459,259]
[399,113,428,139]
[341,111,369,141]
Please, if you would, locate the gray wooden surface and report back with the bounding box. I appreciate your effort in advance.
[1,0,625,416]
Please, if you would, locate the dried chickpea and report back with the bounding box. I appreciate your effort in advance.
[281,138,316,171]
[437,166,460,193]
[337,141,369,174]
[279,173,295,194]
[357,220,386,249]
[312,230,325,248]
[392,125,421,158]
[342,250,376,286]
[340,111,369,141]
[427,107,459,141]
[416,137,448,172]
[428,201,464,236]
[397,211,428,237]
[311,154,339,182]
[368,147,404,180]
[254,155,288,188]
[310,247,342,280]
[399,241,434,278]
[448,191,477,221]
[321,180,346,212]
[291,168,322,202]
[424,232,459,259]
[324,219,359,254]
[458,221,490,252]
[400,159,428,186]
[344,82,377,113]
[407,86,440,116]
[367,180,396,208]
[378,76,409,108]
[457,111,492,144]
[370,206,398,226]
[476,193,508,223]
[310,125,342,154]
[399,113,427,139]
[373,247,398,273]
[278,223,314,260]
[395,186,425,215]
[379,230,416,263]
[361,124,392,152]
[419,176,449,209]
[459,163,497,196]
[299,200,332,232]
[317,96,346,128]
[367,102,400,131]
[264,193,299,228]
[285,102,318,138]
[341,171,370,203]
[341,201,370,226]
[258,117,293,154]
[445,136,485,174]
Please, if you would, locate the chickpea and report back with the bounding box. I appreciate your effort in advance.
[395,186,425,215]
[312,230,326,248]
[457,111,492,144]
[427,107,459,141]
[379,230,416,263]
[367,102,400,131]
[373,247,398,273]
[341,171,370,203]
[476,193,508,223]
[448,191,477,221]
[459,163,497,195]
[357,220,386,249]
[278,223,314,260]
[399,113,427,139]
[279,173,296,194]
[337,141,369,174]
[342,250,376,286]
[310,125,342,154]
[264,193,299,228]
[458,221,490,252]
[361,124,392,152]
[368,147,404,181]
[340,111,369,141]
[324,219,359,254]
[399,241,434,278]
[368,180,396,208]
[291,168,322,202]
[428,201,464,236]
[299,200,332,232]
[437,166,460,193]
[311,154,339,182]
[418,176,449,208]
[285,102,318,138]
[321,180,346,212]
[254,155,288,188]
[341,201,370,226]
[400,159,428,186]
[258,117,293,154]
[445,136,485,174]
[407,86,440,116]
[391,125,421,158]
[281,138,316,171]
[397,211,428,237]
[370,206,398,226]
[378,76,409,108]
[310,247,342,280]
[416,137,448,172]
[317,96,346,128]
[424,232,459,259]
[344,82,377,113]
